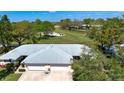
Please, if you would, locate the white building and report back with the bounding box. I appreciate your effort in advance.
[0,44,91,71]
[47,32,64,36]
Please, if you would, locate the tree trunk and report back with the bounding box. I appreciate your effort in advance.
[18,41,21,46]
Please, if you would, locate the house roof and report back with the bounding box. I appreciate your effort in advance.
[0,44,48,60]
[0,44,91,64]
[22,45,73,64]
[56,44,89,56]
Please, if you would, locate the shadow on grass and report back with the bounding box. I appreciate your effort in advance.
[41,35,55,39]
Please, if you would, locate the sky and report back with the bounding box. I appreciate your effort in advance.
[0,11,124,22]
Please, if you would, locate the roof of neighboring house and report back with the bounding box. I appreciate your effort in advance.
[0,44,91,64]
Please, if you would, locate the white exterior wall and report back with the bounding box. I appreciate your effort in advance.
[27,66,45,71]
[27,65,70,71]
[51,66,70,71]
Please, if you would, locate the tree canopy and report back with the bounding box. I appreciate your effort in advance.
[11,21,31,45]
[72,52,124,81]
[41,21,55,35]
[0,15,12,52]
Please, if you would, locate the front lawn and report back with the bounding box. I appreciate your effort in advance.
[0,67,22,81]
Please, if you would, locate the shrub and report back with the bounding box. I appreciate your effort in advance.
[19,69,25,72]
[6,63,15,73]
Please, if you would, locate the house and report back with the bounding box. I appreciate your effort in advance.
[54,25,61,29]
[41,32,64,37]
[120,44,124,48]
[0,44,91,71]
[47,32,64,36]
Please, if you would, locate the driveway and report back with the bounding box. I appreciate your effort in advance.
[18,70,73,81]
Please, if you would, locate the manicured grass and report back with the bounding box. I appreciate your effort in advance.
[0,67,22,81]
[1,73,22,81]
[37,29,97,47]
[11,29,97,49]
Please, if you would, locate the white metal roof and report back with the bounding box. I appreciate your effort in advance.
[56,44,85,56]
[0,44,48,60]
[0,44,91,64]
[22,45,73,64]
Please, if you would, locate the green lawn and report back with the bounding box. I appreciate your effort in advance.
[36,29,97,47]
[1,73,22,81]
[12,29,97,49]
[0,67,22,81]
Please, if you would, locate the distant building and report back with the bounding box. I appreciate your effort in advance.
[54,25,61,29]
[47,32,64,36]
[68,24,103,30]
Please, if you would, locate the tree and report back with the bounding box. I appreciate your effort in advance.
[11,21,31,45]
[98,18,121,48]
[41,21,55,35]
[6,63,15,73]
[72,53,109,81]
[95,18,105,25]
[90,17,122,56]
[104,58,124,80]
[32,19,42,39]
[72,52,124,81]
[88,27,100,40]
[83,18,94,24]
[59,19,72,30]
[0,15,12,52]
[99,28,119,47]
[103,17,122,29]
[83,18,95,30]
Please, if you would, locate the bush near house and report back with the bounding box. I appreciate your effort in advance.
[0,69,10,80]
[72,52,124,81]
[6,63,15,72]
[0,63,22,81]
[19,69,25,72]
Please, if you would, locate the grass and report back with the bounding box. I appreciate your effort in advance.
[11,29,97,49]
[1,73,22,81]
[36,29,97,47]
[0,68,4,71]
[0,67,22,81]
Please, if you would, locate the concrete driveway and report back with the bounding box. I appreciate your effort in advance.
[18,70,73,81]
